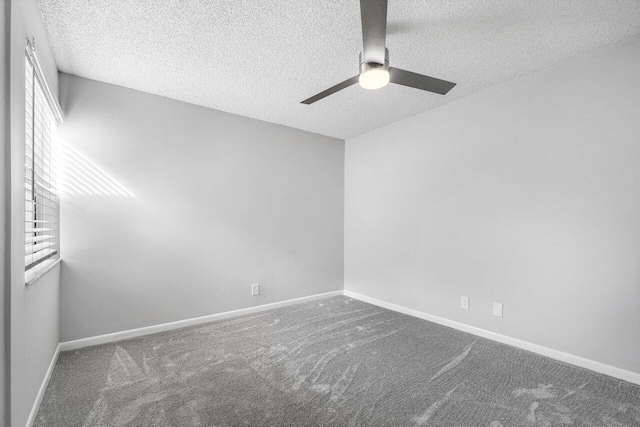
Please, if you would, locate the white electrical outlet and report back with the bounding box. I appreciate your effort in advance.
[251,284,260,296]
[460,296,469,310]
[493,302,503,317]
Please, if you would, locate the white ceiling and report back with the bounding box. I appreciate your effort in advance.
[39,0,640,140]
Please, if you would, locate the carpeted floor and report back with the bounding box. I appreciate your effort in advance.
[35,296,640,426]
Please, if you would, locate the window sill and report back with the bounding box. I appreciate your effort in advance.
[25,257,62,286]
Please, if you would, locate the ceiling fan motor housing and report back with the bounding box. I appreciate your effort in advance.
[359,48,390,73]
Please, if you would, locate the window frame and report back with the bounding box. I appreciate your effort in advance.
[24,38,64,273]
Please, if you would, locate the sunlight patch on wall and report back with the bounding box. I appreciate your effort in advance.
[59,141,134,196]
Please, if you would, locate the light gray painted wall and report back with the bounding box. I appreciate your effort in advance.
[10,265,60,426]
[8,0,61,426]
[1,1,10,425]
[345,34,640,374]
[58,73,345,342]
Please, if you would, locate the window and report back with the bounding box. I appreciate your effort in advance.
[24,42,63,271]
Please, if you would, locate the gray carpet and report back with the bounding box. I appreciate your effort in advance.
[35,296,640,426]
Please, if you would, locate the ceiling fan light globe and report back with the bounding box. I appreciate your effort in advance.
[359,68,390,90]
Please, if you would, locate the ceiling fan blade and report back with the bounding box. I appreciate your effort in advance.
[300,75,359,105]
[360,0,388,65]
[389,67,456,95]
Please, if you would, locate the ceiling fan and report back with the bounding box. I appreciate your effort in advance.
[301,0,456,105]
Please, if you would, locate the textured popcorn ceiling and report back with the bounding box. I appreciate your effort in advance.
[39,0,640,139]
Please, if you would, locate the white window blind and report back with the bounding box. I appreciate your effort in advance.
[25,48,61,270]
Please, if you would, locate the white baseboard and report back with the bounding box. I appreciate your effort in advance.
[26,343,60,427]
[59,290,343,352]
[344,290,640,386]
[57,288,640,386]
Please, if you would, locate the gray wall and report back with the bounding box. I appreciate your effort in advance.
[58,74,344,342]
[345,34,640,374]
[8,0,61,426]
[1,1,10,424]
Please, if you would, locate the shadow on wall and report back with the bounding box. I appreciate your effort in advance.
[58,140,134,197]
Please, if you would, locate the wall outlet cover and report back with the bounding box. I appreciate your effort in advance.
[251,284,260,296]
[493,302,503,317]
[460,296,469,310]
